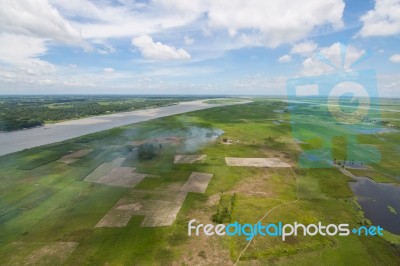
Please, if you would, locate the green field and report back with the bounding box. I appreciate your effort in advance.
[0,98,399,265]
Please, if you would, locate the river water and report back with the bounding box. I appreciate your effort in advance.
[0,100,250,157]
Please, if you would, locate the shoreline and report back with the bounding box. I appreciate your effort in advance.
[0,99,250,157]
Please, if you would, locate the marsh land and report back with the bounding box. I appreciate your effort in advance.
[0,97,399,265]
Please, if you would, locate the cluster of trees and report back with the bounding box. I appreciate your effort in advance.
[0,95,211,131]
[137,143,159,160]
[0,119,43,131]
[212,193,237,223]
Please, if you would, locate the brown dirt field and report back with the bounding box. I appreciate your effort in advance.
[224,175,273,198]
[7,242,78,266]
[174,234,233,266]
[174,154,207,164]
[260,148,297,166]
[180,172,214,193]
[225,157,290,168]
[141,200,185,227]
[84,157,147,187]
[173,203,233,265]
[96,190,188,227]
[58,148,92,164]
[95,209,136,227]
[116,202,142,211]
[96,170,214,228]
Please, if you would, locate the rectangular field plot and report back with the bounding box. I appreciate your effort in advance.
[58,148,92,164]
[84,157,147,187]
[225,157,290,168]
[180,172,214,193]
[174,154,206,164]
[96,190,188,227]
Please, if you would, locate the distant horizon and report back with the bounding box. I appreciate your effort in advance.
[0,94,399,99]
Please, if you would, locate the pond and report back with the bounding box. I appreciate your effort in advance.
[349,176,400,234]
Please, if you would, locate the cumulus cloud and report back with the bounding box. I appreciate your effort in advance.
[207,0,344,47]
[0,0,82,44]
[132,35,191,60]
[0,34,47,64]
[278,55,292,63]
[358,0,400,37]
[301,43,365,76]
[389,54,400,63]
[50,0,344,48]
[0,33,56,75]
[290,41,318,56]
[0,0,87,74]
[49,0,206,39]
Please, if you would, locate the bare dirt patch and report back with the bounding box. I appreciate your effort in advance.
[227,175,273,197]
[174,234,233,266]
[58,148,92,164]
[96,190,189,227]
[173,204,233,266]
[96,171,213,228]
[95,209,136,227]
[225,157,290,168]
[174,154,206,164]
[220,138,239,145]
[84,157,147,187]
[6,241,78,265]
[180,172,214,193]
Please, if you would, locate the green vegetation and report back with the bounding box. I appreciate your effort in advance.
[388,205,398,215]
[204,98,247,104]
[138,143,160,160]
[0,97,399,265]
[212,193,237,223]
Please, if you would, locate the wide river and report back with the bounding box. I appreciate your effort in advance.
[0,100,249,157]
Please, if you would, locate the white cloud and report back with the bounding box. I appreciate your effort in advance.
[0,0,83,45]
[50,0,344,49]
[92,39,116,55]
[50,0,206,39]
[0,34,47,65]
[301,42,365,76]
[358,0,400,37]
[278,55,292,63]
[103,67,115,73]
[389,54,400,63]
[0,33,56,76]
[0,0,87,76]
[290,41,318,56]
[132,35,191,60]
[207,0,344,47]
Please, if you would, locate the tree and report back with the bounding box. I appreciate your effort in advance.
[138,143,158,160]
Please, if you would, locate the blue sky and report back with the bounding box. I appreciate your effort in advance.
[0,0,399,96]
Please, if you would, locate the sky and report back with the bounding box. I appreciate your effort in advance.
[0,0,399,96]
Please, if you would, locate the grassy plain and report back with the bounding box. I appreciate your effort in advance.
[0,98,399,265]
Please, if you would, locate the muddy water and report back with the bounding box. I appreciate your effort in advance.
[0,100,250,157]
